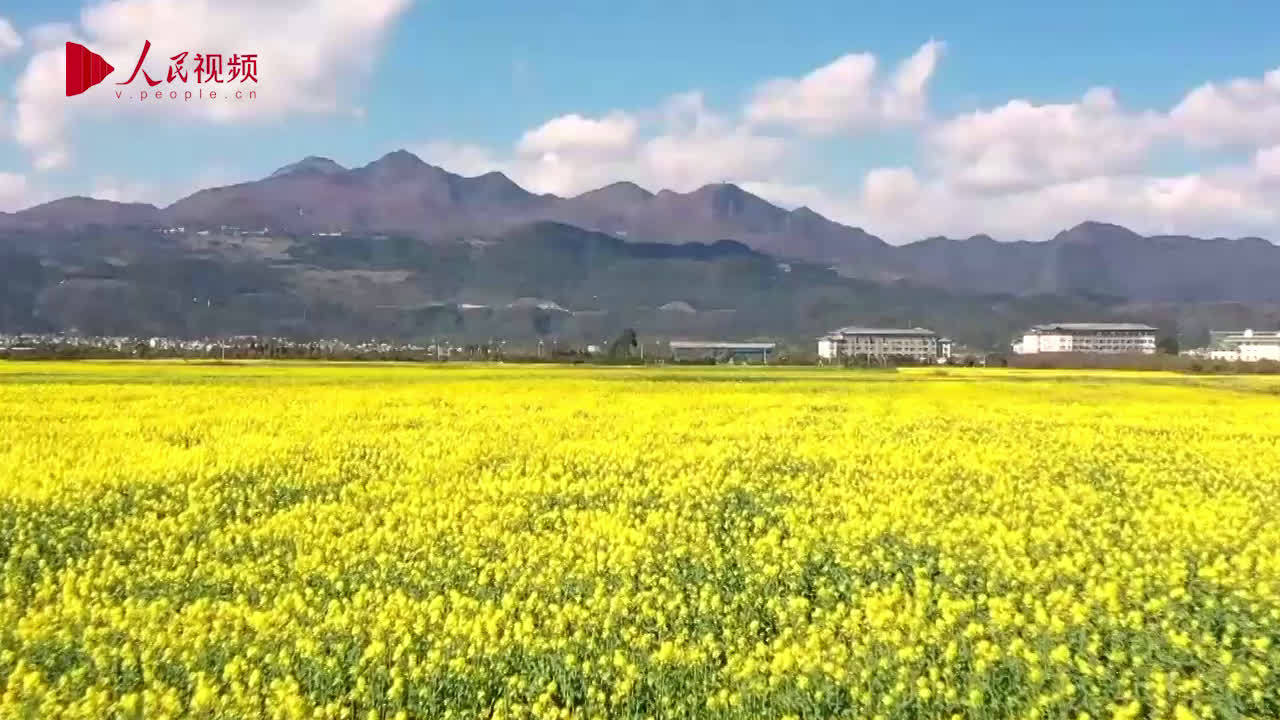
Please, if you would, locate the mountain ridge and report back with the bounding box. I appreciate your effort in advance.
[4,150,1279,308]
[4,210,1280,348]
[7,150,1274,248]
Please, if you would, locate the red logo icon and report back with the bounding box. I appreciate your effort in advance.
[66,42,115,97]
[64,40,259,103]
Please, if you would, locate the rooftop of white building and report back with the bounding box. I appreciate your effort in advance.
[823,327,939,337]
[669,341,776,350]
[1029,323,1157,333]
[1210,329,1280,345]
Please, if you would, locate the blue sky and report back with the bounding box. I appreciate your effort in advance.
[1,0,1279,241]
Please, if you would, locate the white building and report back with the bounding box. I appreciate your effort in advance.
[1202,329,1280,362]
[1013,323,1157,355]
[670,341,776,364]
[818,327,952,363]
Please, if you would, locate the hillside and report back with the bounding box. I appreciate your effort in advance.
[0,220,1169,349]
[4,152,1280,348]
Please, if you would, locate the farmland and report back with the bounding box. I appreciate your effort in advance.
[1,362,1279,719]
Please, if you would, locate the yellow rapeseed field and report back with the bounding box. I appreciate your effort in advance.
[1,361,1278,720]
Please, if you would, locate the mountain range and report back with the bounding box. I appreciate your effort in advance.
[2,149,1279,349]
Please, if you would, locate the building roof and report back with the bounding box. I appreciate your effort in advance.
[657,301,696,313]
[507,297,569,312]
[1030,323,1157,332]
[1211,329,1280,336]
[1212,330,1280,345]
[824,326,938,337]
[669,341,776,350]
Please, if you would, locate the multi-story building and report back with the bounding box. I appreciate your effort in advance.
[1013,323,1157,355]
[818,327,952,363]
[670,341,776,364]
[1201,329,1280,362]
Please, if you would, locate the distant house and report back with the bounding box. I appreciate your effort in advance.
[670,341,776,364]
[1200,329,1280,362]
[1013,323,1156,355]
[818,327,951,363]
[657,301,696,314]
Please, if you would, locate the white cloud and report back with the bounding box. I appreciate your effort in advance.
[416,141,505,178]
[736,181,831,211]
[1169,68,1280,148]
[14,0,412,169]
[868,65,1280,240]
[814,166,1277,243]
[635,93,786,192]
[16,27,1280,244]
[517,112,638,156]
[88,176,155,204]
[1140,173,1265,225]
[657,91,721,135]
[0,173,30,212]
[0,17,21,58]
[861,167,921,213]
[745,40,943,134]
[28,23,75,52]
[417,91,790,197]
[90,166,240,207]
[0,164,250,213]
[639,129,784,190]
[403,48,1280,243]
[883,40,944,123]
[929,87,1161,193]
[1255,145,1280,179]
[747,52,876,134]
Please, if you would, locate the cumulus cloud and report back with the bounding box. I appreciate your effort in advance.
[87,166,241,207]
[1169,67,1280,148]
[27,23,75,52]
[0,17,21,58]
[416,141,506,179]
[0,173,30,212]
[861,167,922,213]
[0,164,243,212]
[18,26,1280,244]
[418,92,790,197]
[517,112,638,156]
[812,166,1277,243]
[405,45,1280,243]
[14,0,412,169]
[858,65,1280,240]
[736,181,832,211]
[929,87,1162,193]
[747,52,877,133]
[88,176,156,204]
[15,46,72,170]
[883,40,944,123]
[746,40,943,134]
[1255,145,1280,179]
[634,93,786,191]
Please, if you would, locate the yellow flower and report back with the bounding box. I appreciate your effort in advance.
[1,362,1278,718]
